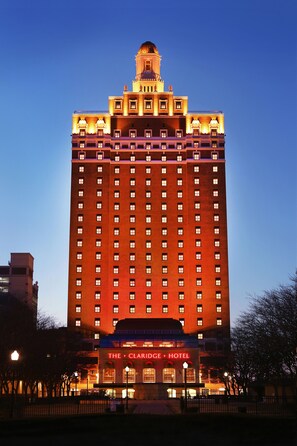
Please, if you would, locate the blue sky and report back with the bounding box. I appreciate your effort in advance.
[0,0,296,326]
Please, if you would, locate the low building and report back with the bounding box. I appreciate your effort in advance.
[94,318,204,399]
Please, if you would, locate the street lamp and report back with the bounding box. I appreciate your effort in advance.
[10,350,20,418]
[73,371,79,395]
[183,361,188,412]
[125,366,130,411]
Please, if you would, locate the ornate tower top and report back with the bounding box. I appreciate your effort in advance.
[133,41,164,92]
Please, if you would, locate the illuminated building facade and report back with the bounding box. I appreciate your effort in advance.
[68,42,230,392]
[0,253,38,318]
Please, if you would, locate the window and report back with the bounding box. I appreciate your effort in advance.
[113,292,119,300]
[79,166,84,172]
[146,191,151,198]
[146,305,152,313]
[162,292,168,300]
[214,240,220,247]
[161,179,167,187]
[215,265,221,273]
[130,203,136,211]
[94,318,100,327]
[76,266,82,273]
[162,305,168,313]
[178,240,183,248]
[177,191,183,198]
[114,253,119,261]
[178,266,184,274]
[146,241,151,248]
[213,190,219,197]
[130,191,136,198]
[196,292,202,299]
[130,279,135,287]
[76,279,82,286]
[159,100,167,110]
[161,216,167,223]
[130,266,135,274]
[146,203,152,210]
[178,253,184,261]
[178,279,184,287]
[77,240,83,247]
[194,178,199,185]
[95,292,101,300]
[195,239,201,247]
[143,368,155,383]
[196,265,202,273]
[177,203,183,210]
[162,253,168,261]
[130,228,136,236]
[75,319,81,327]
[213,178,218,185]
[146,167,151,174]
[214,215,220,221]
[130,216,135,223]
[97,178,103,185]
[161,228,167,235]
[78,190,84,197]
[145,130,152,138]
[146,266,152,274]
[216,292,222,299]
[178,305,185,313]
[95,305,101,313]
[129,292,135,300]
[113,266,119,274]
[130,241,135,248]
[178,292,184,300]
[179,319,185,327]
[214,227,220,234]
[97,166,103,173]
[216,305,222,313]
[177,216,183,223]
[197,304,203,313]
[97,215,102,222]
[113,305,119,313]
[217,318,222,326]
[146,253,152,261]
[193,152,200,160]
[114,130,120,138]
[75,305,81,313]
[214,202,219,209]
[195,215,201,222]
[194,166,199,173]
[212,152,218,160]
[162,266,168,274]
[112,319,118,327]
[97,190,102,197]
[113,279,119,287]
[162,241,167,248]
[197,318,203,326]
[177,179,183,186]
[129,305,135,313]
[195,227,201,235]
[216,278,221,286]
[76,292,82,299]
[162,279,168,287]
[160,130,167,138]
[146,179,151,186]
[215,253,220,260]
[146,279,152,287]
[113,241,119,248]
[194,190,200,197]
[146,292,152,300]
[96,202,102,209]
[197,333,203,340]
[78,202,84,209]
[78,178,84,185]
[129,130,136,138]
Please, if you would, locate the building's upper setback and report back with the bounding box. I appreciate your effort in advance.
[72,41,224,139]
[68,41,229,349]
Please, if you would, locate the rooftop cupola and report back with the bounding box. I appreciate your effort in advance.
[133,41,164,93]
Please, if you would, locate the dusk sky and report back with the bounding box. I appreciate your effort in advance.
[1,0,296,326]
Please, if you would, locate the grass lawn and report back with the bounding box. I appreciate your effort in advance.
[0,414,296,446]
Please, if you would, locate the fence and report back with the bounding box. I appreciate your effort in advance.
[0,395,295,419]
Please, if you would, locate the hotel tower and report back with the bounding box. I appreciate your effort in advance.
[68,42,230,384]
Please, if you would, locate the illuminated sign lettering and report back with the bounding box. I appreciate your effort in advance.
[107,352,191,360]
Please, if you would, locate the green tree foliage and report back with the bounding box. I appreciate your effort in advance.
[229,272,297,395]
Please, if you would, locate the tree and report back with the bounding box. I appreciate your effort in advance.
[230,272,297,395]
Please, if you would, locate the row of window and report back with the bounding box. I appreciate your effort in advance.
[112,99,184,114]
[74,317,223,327]
[75,291,222,300]
[75,265,222,274]
[102,367,194,385]
[75,304,222,314]
[76,152,220,162]
[77,238,222,250]
[75,278,222,287]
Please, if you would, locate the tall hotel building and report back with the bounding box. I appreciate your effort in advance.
[68,42,230,386]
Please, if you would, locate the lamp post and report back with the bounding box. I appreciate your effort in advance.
[125,366,130,412]
[73,371,79,395]
[10,350,20,418]
[183,361,188,413]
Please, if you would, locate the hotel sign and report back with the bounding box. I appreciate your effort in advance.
[107,352,191,360]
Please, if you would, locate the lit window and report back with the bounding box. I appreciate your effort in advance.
[130,216,135,223]
[177,155,182,161]
[114,216,120,223]
[214,202,219,209]
[95,305,101,313]
[76,292,81,299]
[130,266,135,274]
[129,305,135,313]
[178,292,184,300]
[194,178,199,185]
[113,305,119,313]
[79,166,84,172]
[96,202,102,209]
[146,241,151,248]
[113,279,119,287]
[196,278,202,286]
[78,190,84,197]
[146,266,152,274]
[178,253,183,261]
[146,279,152,287]
[177,203,183,210]
[97,215,102,221]
[214,215,220,221]
[146,167,151,174]
[162,305,168,313]
[78,178,84,185]
[77,227,83,235]
[78,202,84,209]
[196,252,201,260]
[196,292,202,299]
[161,179,167,186]
[215,240,220,247]
[94,318,100,327]
[194,190,200,197]
[113,240,119,248]
[213,190,219,196]
[212,152,218,160]
[177,191,183,198]
[215,265,221,273]
[177,179,183,186]
[97,166,103,173]
[130,241,135,248]
[195,215,201,222]
[130,203,136,211]
[96,227,102,235]
[178,240,183,248]
[146,203,152,210]
[146,305,152,313]
[95,292,101,300]
[178,279,184,287]
[214,227,220,234]
[216,278,221,286]
[76,266,82,273]
[113,292,119,300]
[114,130,120,138]
[162,229,167,235]
[162,266,168,274]
[95,278,101,286]
[197,304,203,313]
[75,319,81,327]
[146,191,151,198]
[76,279,82,286]
[145,130,152,138]
[213,166,218,172]
[160,130,167,138]
[161,203,167,210]
[129,292,135,300]
[216,305,222,313]
[75,305,81,313]
[196,265,202,273]
[130,228,136,236]
[97,178,103,185]
[129,130,136,138]
[193,152,200,160]
[178,305,185,313]
[162,216,167,223]
[112,319,118,327]
[195,240,201,247]
[97,190,102,197]
[213,178,218,185]
[162,279,168,287]
[146,179,151,186]
[194,166,199,173]
[215,252,221,260]
[179,319,185,327]
[162,253,168,261]
[162,292,168,300]
[113,266,119,274]
[113,253,118,261]
[76,253,82,260]
[146,253,152,261]
[130,191,136,198]
[162,241,168,248]
[177,167,183,174]
[130,155,135,162]
[197,318,203,326]
[114,191,120,198]
[197,333,203,340]
[216,292,222,299]
[217,318,222,326]
[146,292,152,300]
